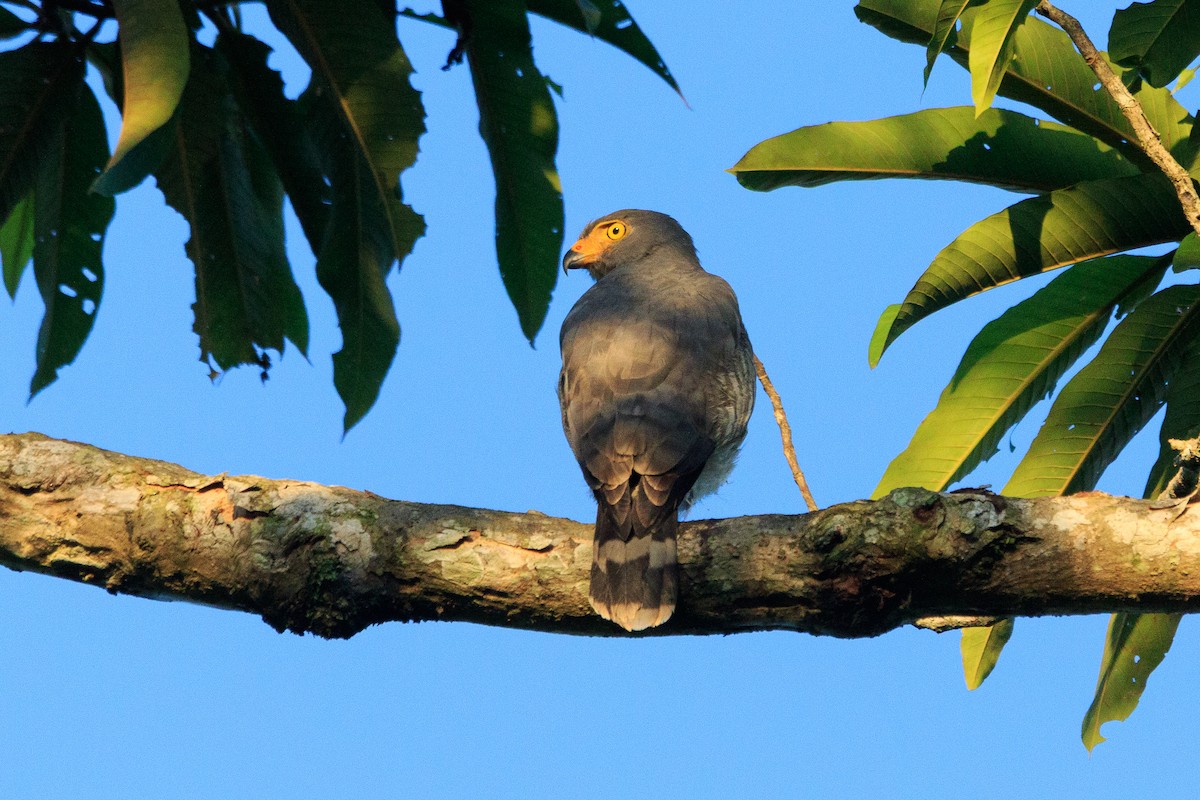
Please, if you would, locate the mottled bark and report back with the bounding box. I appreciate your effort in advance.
[1,433,1199,638]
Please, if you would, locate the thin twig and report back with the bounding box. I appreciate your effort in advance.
[753,353,818,512]
[1036,1,1200,237]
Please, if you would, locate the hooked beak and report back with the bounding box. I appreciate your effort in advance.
[562,248,588,273]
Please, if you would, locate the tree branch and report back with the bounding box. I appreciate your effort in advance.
[3,433,1200,638]
[1035,1,1200,237]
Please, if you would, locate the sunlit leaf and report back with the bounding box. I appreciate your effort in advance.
[1,194,33,298]
[1005,285,1200,498]
[868,303,901,368]
[1081,612,1182,751]
[94,0,190,195]
[153,45,308,374]
[961,619,1015,690]
[877,173,1187,356]
[924,0,970,85]
[0,42,85,226]
[30,83,115,396]
[268,0,425,430]
[1173,232,1200,273]
[967,0,1038,116]
[455,0,563,342]
[730,106,1138,193]
[855,0,1197,167]
[873,255,1167,497]
[1109,0,1200,88]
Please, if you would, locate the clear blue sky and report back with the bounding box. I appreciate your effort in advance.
[1,3,1197,798]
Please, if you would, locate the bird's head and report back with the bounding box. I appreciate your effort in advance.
[562,209,697,280]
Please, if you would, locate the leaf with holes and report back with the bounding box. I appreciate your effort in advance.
[875,173,1188,358]
[730,106,1138,193]
[1,194,33,298]
[30,83,115,396]
[456,0,563,342]
[1081,612,1182,751]
[1005,285,1200,498]
[268,0,425,430]
[872,255,1167,498]
[153,45,308,375]
[527,0,681,97]
[961,618,1015,690]
[1109,0,1200,88]
[967,0,1038,116]
[94,0,190,195]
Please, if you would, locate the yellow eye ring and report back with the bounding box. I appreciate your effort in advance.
[605,222,627,240]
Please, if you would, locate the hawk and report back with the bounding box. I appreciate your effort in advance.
[559,209,755,631]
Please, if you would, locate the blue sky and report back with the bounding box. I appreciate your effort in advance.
[2,3,1198,798]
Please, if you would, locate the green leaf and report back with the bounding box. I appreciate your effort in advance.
[868,303,901,368]
[268,0,426,430]
[1109,0,1200,88]
[877,173,1188,357]
[1081,612,1182,751]
[214,31,329,254]
[967,0,1038,116]
[0,6,29,39]
[455,0,563,342]
[924,0,971,85]
[1144,325,1200,497]
[527,0,682,97]
[0,42,86,226]
[95,0,191,195]
[961,618,1015,690]
[1,194,33,298]
[872,255,1167,498]
[1173,232,1200,272]
[730,106,1138,193]
[153,45,309,374]
[30,83,115,397]
[1004,284,1200,498]
[855,0,1197,168]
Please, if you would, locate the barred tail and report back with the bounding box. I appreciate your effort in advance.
[588,506,678,632]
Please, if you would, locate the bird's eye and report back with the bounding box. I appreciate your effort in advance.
[606,222,627,240]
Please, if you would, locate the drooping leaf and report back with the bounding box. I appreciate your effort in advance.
[1109,0,1200,88]
[0,41,85,226]
[1173,232,1200,273]
[30,83,115,396]
[214,30,329,253]
[454,0,563,342]
[876,172,1188,357]
[1081,612,1182,751]
[855,0,1198,168]
[730,106,1138,193]
[94,0,190,195]
[527,0,681,97]
[1,194,33,298]
[1004,285,1200,498]
[268,0,426,430]
[961,618,1015,690]
[0,6,29,39]
[967,0,1038,116]
[153,45,308,374]
[873,255,1167,497]
[924,0,971,85]
[868,303,902,368]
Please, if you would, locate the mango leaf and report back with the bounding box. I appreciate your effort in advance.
[876,172,1188,357]
[1144,325,1200,497]
[855,0,1197,168]
[1005,285,1200,498]
[527,0,681,97]
[30,83,115,396]
[454,0,563,342]
[94,0,190,195]
[214,31,329,253]
[967,0,1037,116]
[0,42,85,226]
[961,618,1015,690]
[1109,0,1200,88]
[153,45,308,374]
[730,106,1138,193]
[0,6,29,39]
[924,0,971,85]
[873,255,1167,497]
[268,0,425,430]
[1081,612,1182,751]
[1,194,33,298]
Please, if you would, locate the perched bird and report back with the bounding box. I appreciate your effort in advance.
[559,209,755,631]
